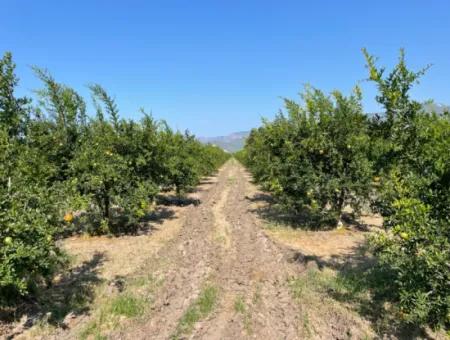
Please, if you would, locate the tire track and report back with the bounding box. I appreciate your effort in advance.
[193,161,300,339]
[115,160,300,339]
[115,163,235,340]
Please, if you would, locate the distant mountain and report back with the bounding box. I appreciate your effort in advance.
[422,102,450,114]
[199,131,249,153]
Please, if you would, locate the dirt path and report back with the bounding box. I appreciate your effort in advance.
[116,159,301,339]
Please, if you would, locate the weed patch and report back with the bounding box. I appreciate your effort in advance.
[79,274,159,339]
[172,285,218,339]
[109,294,144,318]
[234,295,252,334]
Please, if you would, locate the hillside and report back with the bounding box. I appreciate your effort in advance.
[200,131,249,152]
[423,102,450,114]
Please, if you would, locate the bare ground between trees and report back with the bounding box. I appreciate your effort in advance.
[7,159,441,339]
[113,159,302,339]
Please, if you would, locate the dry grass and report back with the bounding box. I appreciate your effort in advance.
[62,208,184,281]
[212,184,232,248]
[289,267,375,339]
[264,224,367,262]
[261,223,376,338]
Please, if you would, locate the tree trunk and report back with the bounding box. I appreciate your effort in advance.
[103,188,110,221]
[335,188,346,226]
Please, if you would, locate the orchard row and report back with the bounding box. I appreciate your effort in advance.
[237,50,449,329]
[0,52,229,303]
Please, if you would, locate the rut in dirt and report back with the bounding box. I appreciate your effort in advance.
[118,160,301,340]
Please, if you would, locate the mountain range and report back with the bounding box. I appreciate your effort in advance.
[422,102,450,114]
[199,131,249,153]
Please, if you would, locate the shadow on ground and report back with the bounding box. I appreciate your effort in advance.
[285,240,433,339]
[140,206,177,226]
[247,193,376,231]
[156,194,200,207]
[2,252,105,339]
[246,193,336,230]
[64,204,178,238]
[190,177,216,191]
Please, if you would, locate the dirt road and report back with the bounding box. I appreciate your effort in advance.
[118,159,301,339]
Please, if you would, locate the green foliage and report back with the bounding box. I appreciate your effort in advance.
[243,49,449,329]
[0,180,63,302]
[159,129,229,196]
[233,149,247,165]
[0,52,30,137]
[364,50,450,329]
[70,118,130,232]
[0,54,63,302]
[371,199,449,327]
[0,51,229,304]
[244,86,373,226]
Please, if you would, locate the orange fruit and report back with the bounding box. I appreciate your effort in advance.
[63,212,74,223]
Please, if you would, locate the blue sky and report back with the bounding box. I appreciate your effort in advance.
[1,1,449,137]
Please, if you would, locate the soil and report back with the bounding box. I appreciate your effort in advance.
[115,159,301,339]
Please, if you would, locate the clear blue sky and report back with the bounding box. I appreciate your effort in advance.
[1,1,449,137]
